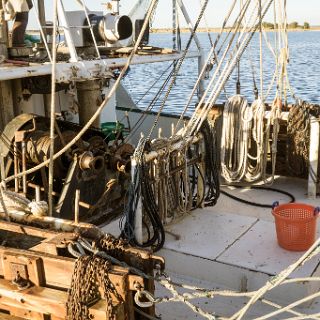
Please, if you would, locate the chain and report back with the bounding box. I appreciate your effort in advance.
[66,234,131,320]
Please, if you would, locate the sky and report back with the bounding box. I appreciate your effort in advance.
[27,0,319,30]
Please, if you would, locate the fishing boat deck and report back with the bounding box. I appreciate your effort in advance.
[104,176,320,319]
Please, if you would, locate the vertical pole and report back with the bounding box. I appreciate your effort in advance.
[259,0,264,101]
[74,189,80,223]
[14,142,19,193]
[21,141,27,194]
[308,116,319,199]
[172,0,176,50]
[176,0,205,98]
[57,0,78,62]
[37,0,47,43]
[35,185,41,201]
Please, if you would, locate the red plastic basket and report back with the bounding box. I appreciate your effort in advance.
[272,202,319,251]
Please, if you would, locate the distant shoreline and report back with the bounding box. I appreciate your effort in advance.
[26,26,320,36]
[150,26,320,33]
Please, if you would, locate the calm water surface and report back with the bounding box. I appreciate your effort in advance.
[123,31,320,116]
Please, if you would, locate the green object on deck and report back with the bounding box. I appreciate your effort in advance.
[24,34,40,44]
[101,122,125,140]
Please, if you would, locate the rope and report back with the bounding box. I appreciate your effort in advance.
[48,0,58,216]
[220,95,252,182]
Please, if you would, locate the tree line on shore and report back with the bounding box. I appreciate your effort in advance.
[262,21,310,29]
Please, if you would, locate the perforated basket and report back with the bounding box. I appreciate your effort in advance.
[272,202,319,251]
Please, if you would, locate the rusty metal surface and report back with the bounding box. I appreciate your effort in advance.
[0,113,36,157]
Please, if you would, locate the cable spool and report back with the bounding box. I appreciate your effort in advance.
[25,130,78,178]
[85,13,133,45]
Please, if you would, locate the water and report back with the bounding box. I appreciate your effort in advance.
[122,31,320,116]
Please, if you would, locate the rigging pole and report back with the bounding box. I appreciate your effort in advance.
[37,0,47,44]
[176,0,205,98]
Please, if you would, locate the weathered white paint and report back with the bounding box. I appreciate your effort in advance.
[308,116,319,199]
[0,51,200,82]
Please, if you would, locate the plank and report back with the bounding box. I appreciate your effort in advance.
[0,221,59,239]
[0,278,123,319]
[0,311,25,320]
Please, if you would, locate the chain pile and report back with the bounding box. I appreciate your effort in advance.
[66,254,123,320]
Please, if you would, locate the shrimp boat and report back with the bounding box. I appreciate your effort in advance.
[0,0,319,319]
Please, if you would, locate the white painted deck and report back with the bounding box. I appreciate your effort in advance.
[103,176,320,319]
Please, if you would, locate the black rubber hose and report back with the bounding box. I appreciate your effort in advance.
[220,186,295,208]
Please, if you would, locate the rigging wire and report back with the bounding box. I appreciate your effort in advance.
[124,64,175,142]
[146,0,210,140]
[118,61,174,138]
[174,0,243,132]
[186,0,267,136]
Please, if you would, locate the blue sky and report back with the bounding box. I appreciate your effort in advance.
[28,0,319,29]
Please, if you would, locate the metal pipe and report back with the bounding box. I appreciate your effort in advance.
[144,134,202,163]
[35,185,41,202]
[13,142,19,193]
[74,189,80,224]
[28,182,91,209]
[21,141,27,195]
[55,157,78,214]
[37,0,47,43]
[0,209,104,239]
[308,116,319,199]
[176,0,205,97]
[57,0,78,62]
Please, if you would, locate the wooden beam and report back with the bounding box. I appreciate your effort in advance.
[0,278,124,319]
[0,312,25,320]
[0,221,59,239]
[0,246,145,290]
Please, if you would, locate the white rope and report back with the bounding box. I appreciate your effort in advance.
[220,95,252,182]
[245,98,266,182]
[48,0,58,216]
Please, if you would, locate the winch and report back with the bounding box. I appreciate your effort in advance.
[0,113,134,224]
